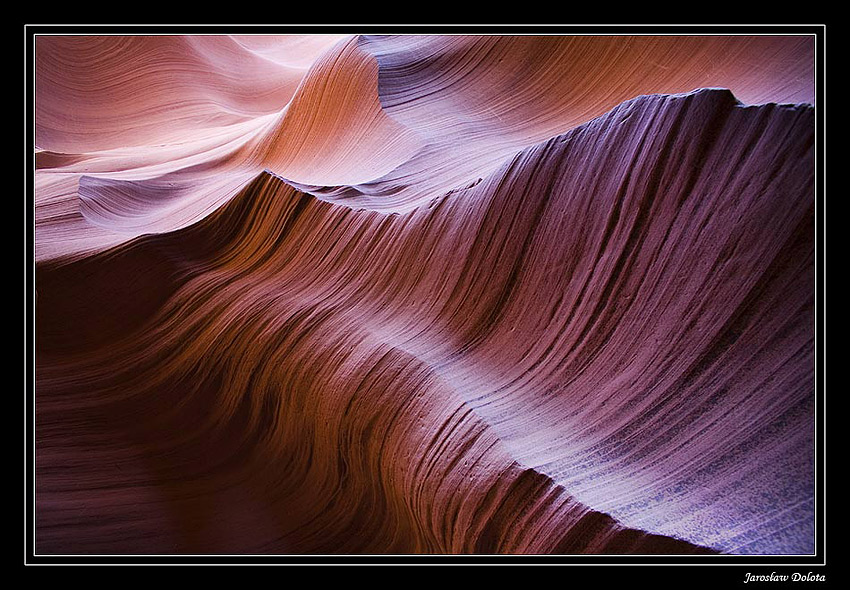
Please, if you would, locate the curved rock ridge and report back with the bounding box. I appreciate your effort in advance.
[35,34,348,153]
[316,34,815,213]
[34,34,814,261]
[35,170,717,555]
[35,33,422,261]
[35,79,814,556]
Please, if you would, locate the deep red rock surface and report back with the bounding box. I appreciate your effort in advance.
[32,33,817,556]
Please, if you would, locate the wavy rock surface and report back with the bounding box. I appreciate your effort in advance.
[33,34,816,556]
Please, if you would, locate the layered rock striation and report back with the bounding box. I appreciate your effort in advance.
[33,34,816,556]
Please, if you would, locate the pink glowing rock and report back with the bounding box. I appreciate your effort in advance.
[32,33,817,556]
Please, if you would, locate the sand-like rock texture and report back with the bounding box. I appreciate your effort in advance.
[33,33,816,556]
